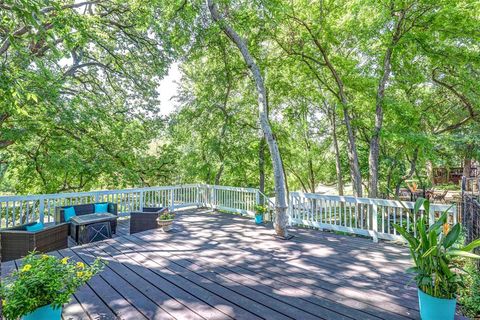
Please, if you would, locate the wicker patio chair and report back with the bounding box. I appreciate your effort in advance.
[130,207,169,234]
[0,222,69,262]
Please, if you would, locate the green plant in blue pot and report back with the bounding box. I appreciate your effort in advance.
[394,198,480,320]
[0,252,105,320]
[254,204,267,224]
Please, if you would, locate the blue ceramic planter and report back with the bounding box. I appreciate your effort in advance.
[22,304,62,320]
[418,288,456,320]
[255,214,263,224]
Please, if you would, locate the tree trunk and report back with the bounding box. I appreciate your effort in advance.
[207,0,289,237]
[426,160,434,186]
[368,10,405,198]
[330,107,344,195]
[395,148,419,196]
[259,136,266,196]
[342,108,362,197]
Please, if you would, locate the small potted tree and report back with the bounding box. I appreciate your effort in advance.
[254,205,267,224]
[0,252,105,320]
[157,210,175,232]
[394,198,480,320]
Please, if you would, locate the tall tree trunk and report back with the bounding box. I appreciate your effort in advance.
[292,17,363,196]
[463,145,473,178]
[259,136,266,196]
[426,160,434,186]
[207,0,289,237]
[330,107,344,195]
[395,148,419,196]
[368,10,405,198]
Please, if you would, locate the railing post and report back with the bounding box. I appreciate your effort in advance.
[288,193,293,226]
[196,184,200,207]
[211,186,216,210]
[170,188,175,212]
[428,206,435,226]
[39,196,45,224]
[139,190,144,211]
[372,203,378,243]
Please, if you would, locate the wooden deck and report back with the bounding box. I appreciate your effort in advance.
[1,209,466,320]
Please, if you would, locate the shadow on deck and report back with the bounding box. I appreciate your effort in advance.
[1,209,466,320]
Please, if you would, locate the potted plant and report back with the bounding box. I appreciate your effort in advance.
[394,198,480,320]
[0,252,105,320]
[254,205,267,224]
[157,210,175,232]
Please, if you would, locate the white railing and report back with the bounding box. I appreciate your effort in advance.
[205,185,259,215]
[0,185,458,243]
[0,184,266,228]
[289,192,457,242]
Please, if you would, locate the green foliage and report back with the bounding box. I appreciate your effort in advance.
[1,0,479,199]
[159,211,175,220]
[254,204,267,216]
[0,252,105,319]
[458,261,480,318]
[393,198,480,299]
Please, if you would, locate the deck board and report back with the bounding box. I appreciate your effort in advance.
[1,209,468,319]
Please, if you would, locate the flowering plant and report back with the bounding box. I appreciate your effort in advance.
[0,252,105,319]
[254,205,267,216]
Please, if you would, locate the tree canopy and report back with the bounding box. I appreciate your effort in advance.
[1,0,479,198]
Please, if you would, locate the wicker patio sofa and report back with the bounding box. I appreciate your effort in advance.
[55,202,118,235]
[130,207,168,234]
[0,222,69,262]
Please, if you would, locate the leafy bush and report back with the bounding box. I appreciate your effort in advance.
[394,198,480,299]
[0,252,105,319]
[458,261,480,318]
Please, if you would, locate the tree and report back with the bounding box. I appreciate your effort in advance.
[207,0,289,237]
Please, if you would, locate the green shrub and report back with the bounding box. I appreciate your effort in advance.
[458,261,480,318]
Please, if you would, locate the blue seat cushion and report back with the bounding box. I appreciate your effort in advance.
[94,203,109,213]
[26,222,44,232]
[64,207,76,221]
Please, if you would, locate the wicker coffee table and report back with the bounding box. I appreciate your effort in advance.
[70,213,116,244]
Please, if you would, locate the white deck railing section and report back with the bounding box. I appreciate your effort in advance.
[290,192,457,242]
[0,184,457,243]
[0,184,265,228]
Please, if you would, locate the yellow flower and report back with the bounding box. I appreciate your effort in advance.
[443,223,450,235]
[2,299,6,306]
[21,264,32,272]
[61,257,69,265]
[76,262,85,269]
[85,271,93,278]
[77,271,84,277]
[41,254,49,260]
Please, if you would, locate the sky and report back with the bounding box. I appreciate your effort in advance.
[158,62,181,116]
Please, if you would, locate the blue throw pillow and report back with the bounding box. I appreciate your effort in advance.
[26,222,44,232]
[94,203,109,213]
[64,206,76,221]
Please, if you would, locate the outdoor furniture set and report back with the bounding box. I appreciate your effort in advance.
[0,203,171,261]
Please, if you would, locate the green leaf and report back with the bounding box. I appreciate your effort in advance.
[447,250,480,259]
[427,211,447,233]
[422,245,437,258]
[443,224,461,249]
[460,238,480,252]
[414,197,426,215]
